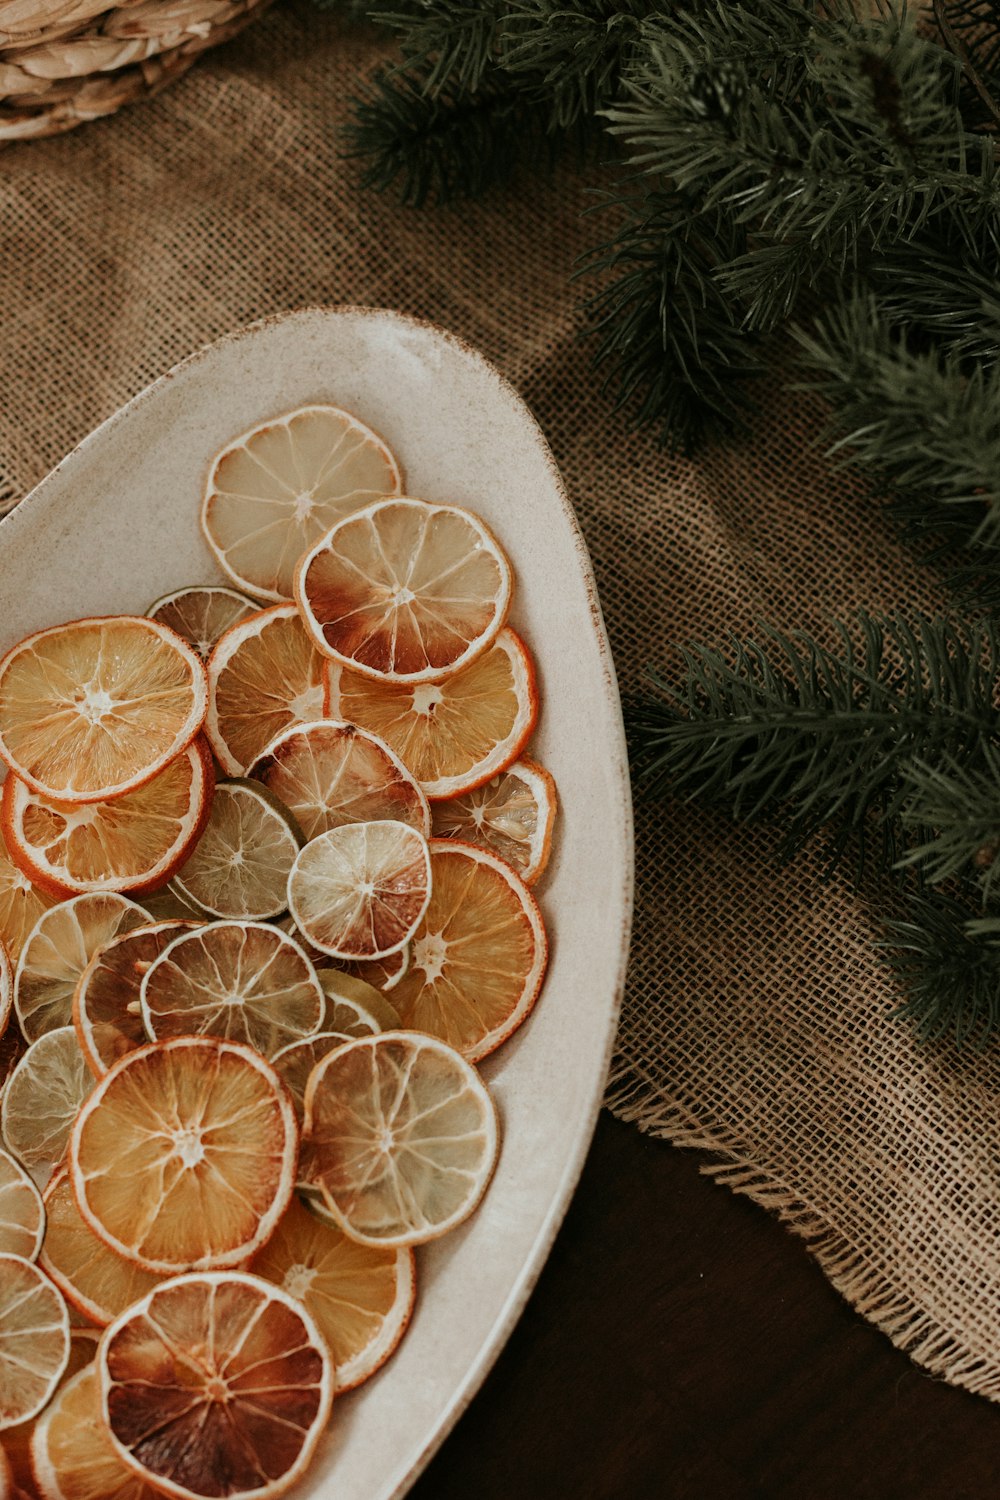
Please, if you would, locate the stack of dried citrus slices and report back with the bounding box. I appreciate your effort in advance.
[0,402,557,1499]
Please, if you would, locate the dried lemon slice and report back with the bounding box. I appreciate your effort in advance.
[432,757,557,884]
[147,585,256,659]
[40,1169,162,1327]
[0,1146,43,1260]
[15,892,149,1041]
[288,822,432,961]
[0,1253,70,1430]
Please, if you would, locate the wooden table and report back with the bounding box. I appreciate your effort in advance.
[412,1112,1000,1500]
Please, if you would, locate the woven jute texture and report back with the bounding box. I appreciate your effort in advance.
[2,0,998,1400]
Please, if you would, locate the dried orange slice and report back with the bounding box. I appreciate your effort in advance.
[0,1148,43,1261]
[14,893,149,1042]
[97,1271,334,1499]
[304,1031,499,1247]
[0,1253,70,1429]
[205,605,327,775]
[72,920,199,1079]
[1,1028,95,1190]
[39,1170,162,1328]
[327,628,537,799]
[31,1365,163,1500]
[297,496,512,683]
[0,617,207,804]
[69,1037,298,1274]
[288,822,432,961]
[390,840,547,1062]
[140,922,324,1058]
[202,403,402,602]
[249,719,430,842]
[171,780,302,920]
[0,824,58,964]
[2,738,215,900]
[147,585,256,659]
[252,1193,415,1393]
[432,757,557,884]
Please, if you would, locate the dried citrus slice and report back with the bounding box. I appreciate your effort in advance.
[327,628,537,799]
[72,920,199,1079]
[0,1443,9,1497]
[202,403,403,602]
[432,756,557,884]
[147,585,256,659]
[296,496,512,683]
[390,840,547,1062]
[69,1037,298,1273]
[31,1365,163,1500]
[140,881,205,921]
[288,822,432,961]
[272,1031,352,1196]
[1,1028,95,1190]
[97,1271,334,1499]
[0,1025,24,1102]
[15,893,149,1042]
[0,617,207,804]
[172,780,302,920]
[342,945,409,993]
[0,1148,43,1261]
[39,1170,162,1327]
[0,944,9,1043]
[252,1193,414,1393]
[315,967,399,1032]
[2,738,215,900]
[304,1031,499,1247]
[0,1254,70,1430]
[0,824,58,963]
[249,719,430,843]
[140,922,324,1058]
[205,605,327,775]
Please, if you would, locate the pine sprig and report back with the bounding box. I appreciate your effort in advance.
[882,891,1000,1047]
[500,0,648,128]
[371,2,503,95]
[897,748,1000,895]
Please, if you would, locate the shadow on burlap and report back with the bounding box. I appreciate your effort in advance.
[3,0,998,1401]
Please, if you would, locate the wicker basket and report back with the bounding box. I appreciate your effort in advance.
[0,0,269,142]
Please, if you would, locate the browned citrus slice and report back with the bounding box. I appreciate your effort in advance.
[139,881,205,921]
[202,403,402,602]
[249,719,430,842]
[0,617,207,804]
[0,1148,43,1261]
[147,586,256,659]
[0,944,9,1044]
[341,945,410,993]
[69,1037,298,1274]
[432,756,557,883]
[171,780,302,920]
[327,628,537,798]
[0,824,58,963]
[296,497,512,682]
[272,1032,352,1194]
[304,1031,499,1247]
[31,1365,163,1500]
[288,822,432,961]
[140,922,324,1058]
[0,1254,70,1430]
[252,1193,415,1392]
[0,1442,9,1497]
[14,893,149,1041]
[390,840,547,1062]
[97,1271,334,1498]
[205,605,327,775]
[39,1170,162,1327]
[0,1024,25,1103]
[1,1028,95,1190]
[72,920,199,1079]
[2,738,215,900]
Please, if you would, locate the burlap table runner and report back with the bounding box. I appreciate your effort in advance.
[3,0,997,1401]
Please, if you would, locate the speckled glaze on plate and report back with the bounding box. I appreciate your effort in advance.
[0,307,634,1499]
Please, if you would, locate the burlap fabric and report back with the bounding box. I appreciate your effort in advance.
[2,0,997,1401]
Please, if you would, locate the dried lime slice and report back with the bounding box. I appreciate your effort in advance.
[1,1027,95,1189]
[147,585,256,659]
[172,780,303,920]
[14,894,149,1041]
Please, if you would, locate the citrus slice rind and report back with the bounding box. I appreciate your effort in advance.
[205,605,328,776]
[431,756,558,884]
[314,967,399,1033]
[97,1270,335,1500]
[296,496,513,683]
[202,403,403,603]
[147,585,257,659]
[248,718,430,843]
[39,1169,163,1328]
[0,941,10,1041]
[304,1031,500,1248]
[341,944,410,993]
[287,821,432,962]
[72,920,200,1080]
[1,737,215,900]
[0,1252,70,1431]
[326,628,538,799]
[14,892,150,1042]
[1,1027,96,1191]
[0,617,208,804]
[388,839,548,1063]
[0,824,58,963]
[140,922,325,1058]
[172,780,302,920]
[251,1193,415,1393]
[31,1364,164,1500]
[0,1146,44,1260]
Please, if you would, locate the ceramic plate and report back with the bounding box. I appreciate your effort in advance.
[0,307,633,1498]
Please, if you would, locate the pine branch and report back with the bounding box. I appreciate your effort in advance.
[868,237,1000,365]
[630,614,1000,877]
[882,891,1000,1047]
[933,0,1000,130]
[897,748,1000,895]
[371,2,504,95]
[499,0,649,129]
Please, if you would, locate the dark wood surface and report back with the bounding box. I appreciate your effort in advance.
[411,1111,1000,1500]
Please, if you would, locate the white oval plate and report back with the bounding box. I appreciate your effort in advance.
[0,307,633,1498]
